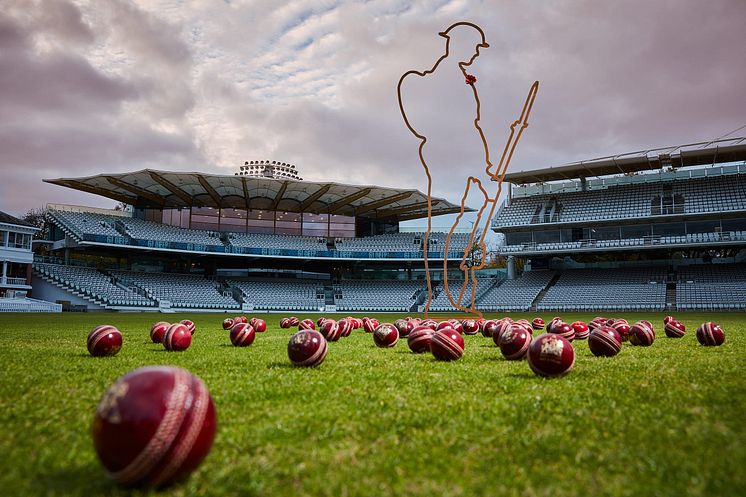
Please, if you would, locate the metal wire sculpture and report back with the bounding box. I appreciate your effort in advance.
[397,21,539,318]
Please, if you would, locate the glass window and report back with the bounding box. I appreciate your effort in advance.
[588,226,619,240]
[221,208,247,219]
[533,230,561,244]
[0,230,7,247]
[505,232,532,245]
[192,206,219,217]
[652,222,685,236]
[686,220,720,234]
[722,218,746,231]
[620,224,651,239]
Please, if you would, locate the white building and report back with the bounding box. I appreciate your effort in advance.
[0,211,37,297]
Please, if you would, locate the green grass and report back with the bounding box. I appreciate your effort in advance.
[0,311,744,497]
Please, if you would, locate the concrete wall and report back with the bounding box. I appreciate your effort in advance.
[32,275,106,311]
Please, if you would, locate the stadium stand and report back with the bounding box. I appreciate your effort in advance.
[427,278,497,312]
[334,280,423,312]
[536,268,666,311]
[35,263,155,307]
[478,271,555,311]
[230,279,323,311]
[47,209,129,244]
[120,218,222,249]
[229,233,327,251]
[0,297,62,312]
[494,173,746,228]
[110,270,238,309]
[676,264,746,310]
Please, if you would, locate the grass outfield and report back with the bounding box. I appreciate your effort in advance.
[0,312,744,497]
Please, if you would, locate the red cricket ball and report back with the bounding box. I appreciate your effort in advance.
[420,319,438,331]
[230,323,255,347]
[611,321,631,342]
[92,366,216,488]
[481,319,498,338]
[394,319,409,337]
[532,317,545,330]
[251,318,267,333]
[663,315,675,325]
[571,321,590,340]
[150,322,170,343]
[407,326,433,353]
[373,323,399,348]
[588,326,622,357]
[234,316,248,324]
[87,325,123,357]
[499,325,532,360]
[288,330,328,366]
[551,322,575,342]
[320,319,342,342]
[492,319,514,346]
[515,319,533,334]
[664,319,686,338]
[527,334,575,377]
[279,318,291,329]
[299,319,315,330]
[430,327,465,361]
[629,321,655,346]
[163,323,192,352]
[462,319,479,335]
[316,316,326,327]
[338,318,353,337]
[222,318,235,331]
[288,316,300,327]
[696,322,725,346]
[180,320,196,335]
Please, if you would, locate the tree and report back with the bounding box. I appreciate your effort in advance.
[22,207,47,240]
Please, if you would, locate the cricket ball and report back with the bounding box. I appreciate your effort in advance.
[571,321,590,340]
[288,316,300,327]
[664,319,686,338]
[612,321,631,342]
[629,321,655,346]
[407,326,433,353]
[394,319,414,338]
[222,318,235,331]
[87,325,123,357]
[250,318,266,333]
[373,323,399,348]
[481,319,498,338]
[180,319,196,335]
[492,319,514,346]
[430,327,465,361]
[462,319,479,335]
[163,323,192,352]
[229,323,255,347]
[527,334,575,377]
[532,317,545,331]
[338,318,353,337]
[279,318,291,329]
[234,316,248,324]
[320,319,342,342]
[299,319,315,331]
[420,319,438,331]
[150,322,170,343]
[288,330,328,367]
[588,326,622,357]
[516,319,533,334]
[499,325,532,360]
[696,322,725,346]
[551,322,575,341]
[92,366,216,488]
[663,315,675,325]
[363,318,378,333]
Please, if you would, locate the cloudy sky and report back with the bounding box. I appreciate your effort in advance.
[1,0,744,226]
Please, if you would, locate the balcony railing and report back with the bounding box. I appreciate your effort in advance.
[1,277,29,286]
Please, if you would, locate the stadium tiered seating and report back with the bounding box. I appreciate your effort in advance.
[676,264,746,310]
[494,174,746,227]
[478,271,555,311]
[537,268,666,311]
[35,263,155,307]
[335,232,472,258]
[47,210,128,244]
[229,233,327,252]
[110,271,238,309]
[230,279,323,311]
[428,278,496,312]
[334,280,423,312]
[121,218,222,249]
